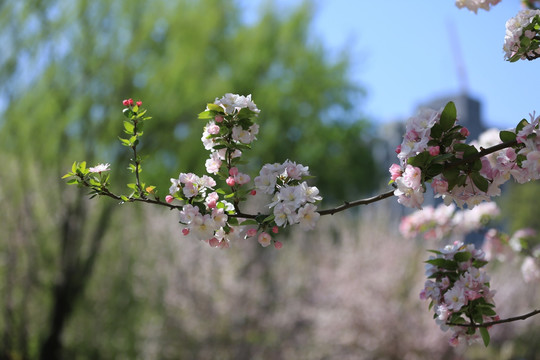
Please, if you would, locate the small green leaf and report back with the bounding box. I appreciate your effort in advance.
[66,179,79,185]
[440,102,457,132]
[198,110,214,119]
[124,120,134,133]
[499,130,516,143]
[479,327,490,347]
[425,258,457,270]
[471,172,489,193]
[516,118,529,133]
[430,123,443,139]
[206,103,224,112]
[453,251,472,262]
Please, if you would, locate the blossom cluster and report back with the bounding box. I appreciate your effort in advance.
[421,241,498,347]
[483,227,540,282]
[167,172,239,248]
[390,103,540,210]
[201,93,260,175]
[399,202,500,241]
[455,0,501,13]
[504,9,540,61]
[167,94,322,248]
[255,160,322,230]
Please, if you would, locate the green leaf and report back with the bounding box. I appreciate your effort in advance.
[499,130,516,143]
[443,167,460,190]
[66,179,79,185]
[425,258,457,270]
[198,110,214,119]
[206,103,223,112]
[479,327,490,347]
[477,306,497,317]
[124,120,134,133]
[440,102,457,132]
[471,172,489,193]
[472,259,489,268]
[407,151,430,168]
[453,251,472,262]
[239,219,259,226]
[516,118,529,133]
[430,123,443,139]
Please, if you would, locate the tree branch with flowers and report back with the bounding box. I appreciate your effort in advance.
[63,0,540,348]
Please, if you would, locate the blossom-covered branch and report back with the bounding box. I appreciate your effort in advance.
[447,308,540,328]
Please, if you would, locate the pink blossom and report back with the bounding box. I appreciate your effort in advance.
[234,173,251,185]
[136,100,142,106]
[214,115,224,123]
[226,176,236,186]
[389,163,402,181]
[229,167,239,176]
[272,226,279,234]
[182,228,190,236]
[258,232,272,247]
[165,195,174,204]
[431,177,448,195]
[460,127,470,137]
[207,124,220,135]
[246,228,257,237]
[274,241,283,249]
[428,146,440,156]
[208,237,220,247]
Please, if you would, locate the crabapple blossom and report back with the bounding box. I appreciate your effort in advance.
[88,163,111,173]
[296,203,321,230]
[455,0,501,13]
[421,241,497,347]
[521,256,540,283]
[213,93,260,115]
[504,9,540,61]
[258,232,272,247]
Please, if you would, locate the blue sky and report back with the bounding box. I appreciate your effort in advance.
[242,0,537,129]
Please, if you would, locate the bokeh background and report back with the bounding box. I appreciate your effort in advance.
[1,1,539,359]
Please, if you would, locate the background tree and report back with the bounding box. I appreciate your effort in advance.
[0,0,378,358]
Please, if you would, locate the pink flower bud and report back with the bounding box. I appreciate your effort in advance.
[428,146,440,156]
[136,100,142,107]
[272,226,279,234]
[165,195,174,203]
[128,98,134,106]
[215,115,224,123]
[274,241,283,249]
[207,200,217,209]
[122,99,129,106]
[460,127,470,137]
[226,176,235,186]
[395,145,401,154]
[182,228,190,236]
[250,190,257,196]
[246,228,257,237]
[229,167,239,176]
[389,163,402,181]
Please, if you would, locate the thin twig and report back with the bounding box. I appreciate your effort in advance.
[447,308,540,328]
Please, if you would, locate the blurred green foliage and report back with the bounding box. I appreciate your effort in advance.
[0,0,380,358]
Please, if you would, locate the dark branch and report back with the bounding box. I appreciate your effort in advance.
[80,138,520,219]
[447,308,540,328]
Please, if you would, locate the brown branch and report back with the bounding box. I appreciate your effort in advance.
[447,308,540,328]
[318,189,395,216]
[448,139,518,169]
[79,138,520,220]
